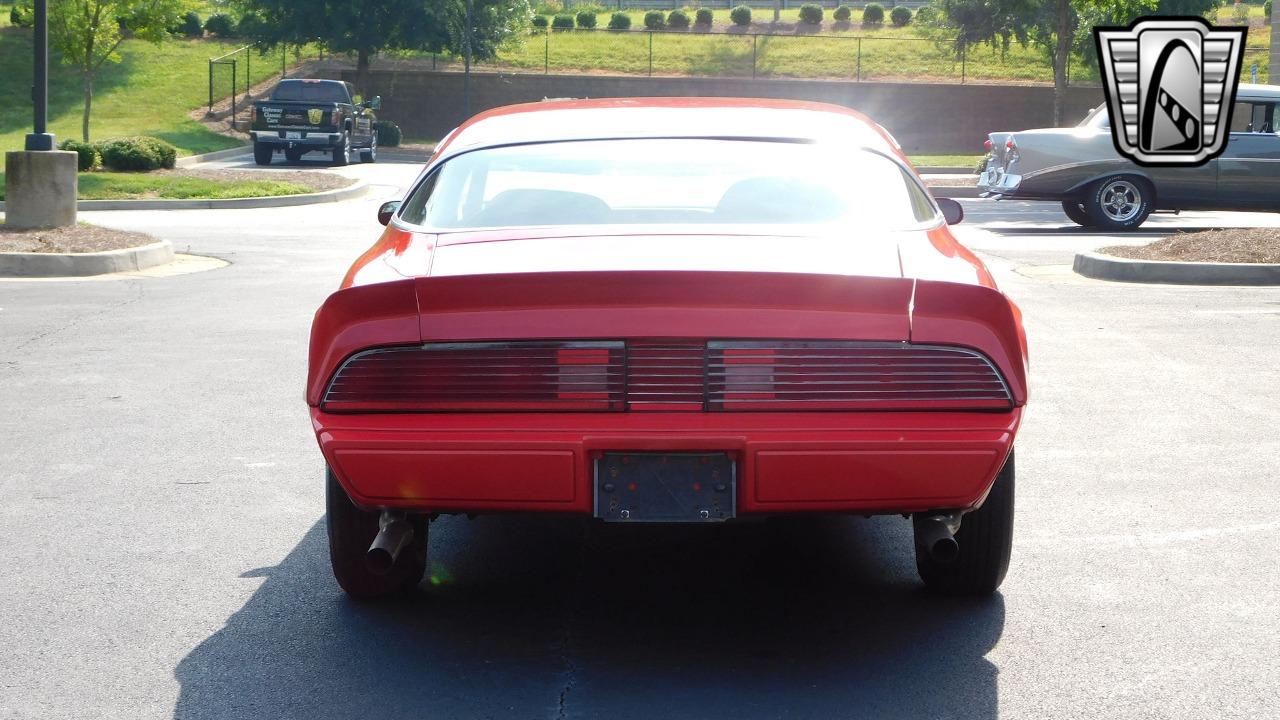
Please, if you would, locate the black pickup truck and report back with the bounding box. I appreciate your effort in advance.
[250,79,380,166]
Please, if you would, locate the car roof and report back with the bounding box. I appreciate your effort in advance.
[1237,83,1280,101]
[433,97,900,160]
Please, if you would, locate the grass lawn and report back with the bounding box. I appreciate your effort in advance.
[494,5,1270,83]
[0,27,286,156]
[909,154,984,168]
[0,171,314,200]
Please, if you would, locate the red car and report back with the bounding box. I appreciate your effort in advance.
[308,98,1028,600]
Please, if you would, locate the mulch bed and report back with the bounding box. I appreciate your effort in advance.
[0,224,156,254]
[1101,229,1280,264]
[161,168,353,192]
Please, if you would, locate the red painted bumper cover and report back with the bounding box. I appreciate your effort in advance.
[314,408,1021,515]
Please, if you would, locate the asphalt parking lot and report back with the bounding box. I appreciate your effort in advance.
[2,157,1278,719]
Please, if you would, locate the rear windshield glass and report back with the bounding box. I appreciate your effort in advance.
[271,81,348,103]
[398,139,937,230]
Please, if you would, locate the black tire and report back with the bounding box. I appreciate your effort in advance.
[284,148,304,164]
[326,467,426,600]
[1083,175,1152,231]
[916,450,1015,595]
[360,134,377,163]
[252,142,273,166]
[1061,200,1095,227]
[331,132,351,166]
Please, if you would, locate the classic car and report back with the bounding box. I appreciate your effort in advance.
[978,83,1280,230]
[250,79,379,166]
[308,98,1028,600]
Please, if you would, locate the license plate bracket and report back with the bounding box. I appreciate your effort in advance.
[594,452,735,522]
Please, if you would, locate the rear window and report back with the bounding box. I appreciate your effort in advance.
[397,139,938,230]
[271,81,348,103]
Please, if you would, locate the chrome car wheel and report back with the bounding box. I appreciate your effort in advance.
[1084,175,1152,230]
[1100,179,1142,223]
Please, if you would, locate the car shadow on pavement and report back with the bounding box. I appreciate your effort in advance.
[173,514,1004,720]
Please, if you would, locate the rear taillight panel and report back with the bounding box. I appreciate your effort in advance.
[321,340,1013,413]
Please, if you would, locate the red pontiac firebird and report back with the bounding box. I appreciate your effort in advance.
[308,98,1028,600]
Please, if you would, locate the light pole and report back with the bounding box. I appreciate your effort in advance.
[25,0,54,150]
[1271,0,1279,84]
[463,0,473,118]
[7,0,77,229]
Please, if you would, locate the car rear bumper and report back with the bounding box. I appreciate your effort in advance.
[251,130,341,148]
[313,407,1022,515]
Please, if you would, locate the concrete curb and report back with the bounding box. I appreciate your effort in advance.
[0,179,368,212]
[175,145,253,168]
[0,240,174,278]
[929,185,982,199]
[1073,251,1280,286]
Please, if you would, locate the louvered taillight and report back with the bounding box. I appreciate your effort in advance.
[322,340,1013,413]
[322,342,625,412]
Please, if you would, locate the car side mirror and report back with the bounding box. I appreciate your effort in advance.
[377,200,400,226]
[366,96,381,110]
[936,197,964,225]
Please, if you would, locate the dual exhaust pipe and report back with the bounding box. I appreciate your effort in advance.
[366,510,415,575]
[913,512,963,563]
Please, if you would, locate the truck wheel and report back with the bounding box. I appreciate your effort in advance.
[284,148,304,164]
[916,450,1014,596]
[326,467,427,600]
[1083,176,1152,231]
[360,135,377,163]
[331,132,351,166]
[252,142,273,166]
[1060,200,1095,227]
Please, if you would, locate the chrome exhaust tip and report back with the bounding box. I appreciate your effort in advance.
[366,510,414,575]
[913,513,962,564]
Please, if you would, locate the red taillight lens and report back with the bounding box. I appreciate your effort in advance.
[323,340,1013,413]
[1005,138,1017,151]
[983,139,993,152]
[707,341,1012,411]
[322,342,625,412]
[330,109,342,126]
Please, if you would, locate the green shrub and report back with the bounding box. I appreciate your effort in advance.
[798,3,823,24]
[10,4,34,27]
[180,11,202,37]
[204,13,235,36]
[575,10,596,28]
[695,7,713,25]
[643,10,665,28]
[376,121,402,147]
[890,5,912,26]
[1266,0,1273,21]
[668,9,691,28]
[729,4,751,25]
[551,13,574,29]
[531,14,549,27]
[862,3,884,24]
[607,11,631,29]
[97,136,177,172]
[832,5,852,22]
[58,139,99,171]
[913,5,936,24]
[236,12,264,36]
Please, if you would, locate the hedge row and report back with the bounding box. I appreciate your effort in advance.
[530,5,913,29]
[56,136,178,172]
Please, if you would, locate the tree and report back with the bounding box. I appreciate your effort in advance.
[47,0,190,141]
[235,0,529,97]
[932,0,1217,125]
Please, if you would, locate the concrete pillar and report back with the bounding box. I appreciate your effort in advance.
[3,151,77,229]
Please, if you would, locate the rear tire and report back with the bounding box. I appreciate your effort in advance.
[1061,200,1095,227]
[1083,175,1152,231]
[360,135,377,163]
[252,142,273,166]
[326,467,426,600]
[331,132,351,166]
[916,450,1014,595]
